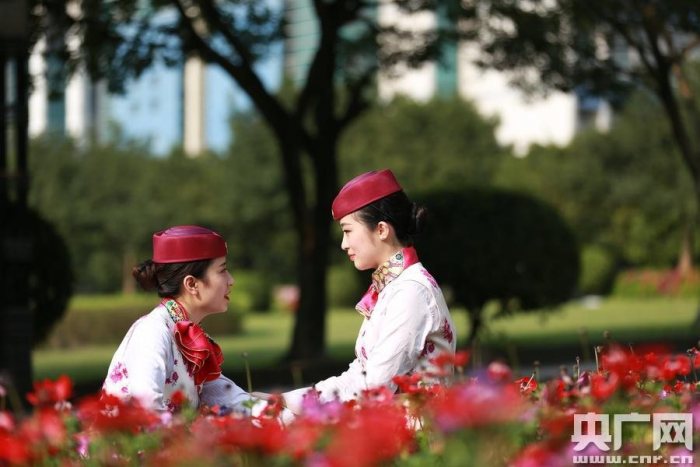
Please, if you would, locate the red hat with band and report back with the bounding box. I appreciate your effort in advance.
[152,225,227,263]
[332,169,403,220]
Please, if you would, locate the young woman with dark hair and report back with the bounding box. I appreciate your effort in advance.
[103,225,269,414]
[282,169,456,411]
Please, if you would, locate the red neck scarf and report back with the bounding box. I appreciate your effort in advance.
[355,246,420,319]
[161,298,223,386]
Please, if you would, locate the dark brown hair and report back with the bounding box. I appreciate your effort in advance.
[354,191,427,246]
[132,259,211,297]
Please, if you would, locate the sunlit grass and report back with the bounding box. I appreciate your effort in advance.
[34,296,698,384]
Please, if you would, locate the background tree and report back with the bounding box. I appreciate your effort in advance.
[339,97,505,191]
[459,0,700,265]
[30,0,458,360]
[496,91,696,293]
[28,137,230,292]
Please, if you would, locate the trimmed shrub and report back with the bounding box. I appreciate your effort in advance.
[4,204,74,346]
[416,188,580,341]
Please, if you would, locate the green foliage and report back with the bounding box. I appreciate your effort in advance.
[340,97,505,191]
[232,270,272,313]
[496,91,696,269]
[28,137,234,292]
[612,269,700,298]
[43,303,242,349]
[578,245,618,296]
[416,188,579,332]
[5,203,74,346]
[326,265,366,308]
[220,114,296,283]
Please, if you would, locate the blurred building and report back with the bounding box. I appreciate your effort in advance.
[285,0,611,155]
[27,37,269,156]
[28,2,610,156]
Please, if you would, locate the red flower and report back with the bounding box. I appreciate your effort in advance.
[26,375,72,408]
[282,419,324,460]
[324,403,414,467]
[487,361,513,383]
[0,412,15,432]
[193,416,286,455]
[661,355,691,381]
[260,393,285,418]
[0,432,31,464]
[19,409,68,457]
[392,373,423,394]
[539,410,575,438]
[430,350,470,370]
[77,392,160,434]
[429,381,523,432]
[590,373,619,401]
[514,376,538,395]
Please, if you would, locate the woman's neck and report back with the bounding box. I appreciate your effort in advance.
[172,295,205,324]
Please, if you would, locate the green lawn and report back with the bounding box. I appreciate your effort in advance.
[33,297,699,384]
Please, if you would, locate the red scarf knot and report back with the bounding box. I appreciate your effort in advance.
[162,299,223,386]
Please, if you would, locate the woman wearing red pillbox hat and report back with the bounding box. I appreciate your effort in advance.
[103,225,281,416]
[282,169,456,411]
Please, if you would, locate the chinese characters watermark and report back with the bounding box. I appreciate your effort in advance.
[571,412,693,465]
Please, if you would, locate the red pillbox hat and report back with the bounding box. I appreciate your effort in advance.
[331,169,403,220]
[152,225,227,263]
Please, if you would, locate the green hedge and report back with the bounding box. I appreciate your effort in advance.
[612,268,700,298]
[42,299,243,349]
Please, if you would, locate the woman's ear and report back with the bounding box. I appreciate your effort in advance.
[376,221,392,241]
[182,275,199,296]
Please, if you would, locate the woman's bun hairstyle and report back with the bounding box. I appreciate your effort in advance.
[356,192,428,246]
[132,260,159,291]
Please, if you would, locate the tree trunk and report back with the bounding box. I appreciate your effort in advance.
[678,223,694,277]
[286,183,334,361]
[285,132,338,361]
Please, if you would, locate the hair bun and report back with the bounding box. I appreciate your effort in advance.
[132,260,158,291]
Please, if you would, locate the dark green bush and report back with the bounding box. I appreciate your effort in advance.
[4,204,74,346]
[416,188,580,341]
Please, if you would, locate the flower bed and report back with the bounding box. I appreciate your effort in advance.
[1,345,698,466]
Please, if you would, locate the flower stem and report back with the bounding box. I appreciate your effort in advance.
[241,352,253,393]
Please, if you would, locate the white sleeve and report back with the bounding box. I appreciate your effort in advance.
[200,375,256,414]
[113,317,171,411]
[313,358,368,402]
[315,282,433,401]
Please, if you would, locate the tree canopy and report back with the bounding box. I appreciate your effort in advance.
[30,0,458,359]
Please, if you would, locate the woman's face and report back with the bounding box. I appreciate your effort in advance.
[339,214,383,271]
[197,256,234,314]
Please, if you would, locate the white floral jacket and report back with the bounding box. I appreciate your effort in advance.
[103,304,252,413]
